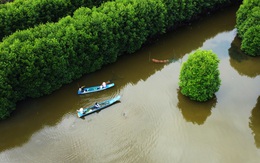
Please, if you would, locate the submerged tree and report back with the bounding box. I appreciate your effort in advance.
[179,49,221,102]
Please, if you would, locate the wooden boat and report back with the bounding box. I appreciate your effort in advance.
[77,95,121,118]
[151,58,170,63]
[77,82,115,95]
[151,58,179,63]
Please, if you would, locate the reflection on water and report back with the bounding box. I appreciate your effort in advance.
[229,36,248,62]
[149,4,237,62]
[229,36,260,78]
[177,89,216,125]
[0,86,79,152]
[249,96,260,148]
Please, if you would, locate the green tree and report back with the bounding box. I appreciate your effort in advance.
[241,25,260,56]
[236,0,260,56]
[179,49,221,102]
[0,0,110,39]
[236,0,259,38]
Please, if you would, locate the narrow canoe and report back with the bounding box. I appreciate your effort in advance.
[151,58,179,63]
[77,83,115,95]
[151,58,170,63]
[77,95,121,118]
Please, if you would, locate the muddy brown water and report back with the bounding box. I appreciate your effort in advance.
[1,5,260,163]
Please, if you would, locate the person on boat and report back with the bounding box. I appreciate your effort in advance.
[100,82,107,89]
[94,102,100,108]
[79,86,85,92]
[78,108,84,114]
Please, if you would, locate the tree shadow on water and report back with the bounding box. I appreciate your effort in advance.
[229,35,260,78]
[177,89,217,125]
[249,96,260,148]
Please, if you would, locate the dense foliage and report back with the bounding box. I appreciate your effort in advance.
[179,50,221,102]
[236,0,260,56]
[0,0,109,40]
[0,0,13,4]
[0,0,238,119]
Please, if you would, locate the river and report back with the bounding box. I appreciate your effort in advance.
[0,5,260,163]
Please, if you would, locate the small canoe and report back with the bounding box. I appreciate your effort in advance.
[151,58,179,63]
[77,95,121,118]
[152,58,170,63]
[77,82,115,95]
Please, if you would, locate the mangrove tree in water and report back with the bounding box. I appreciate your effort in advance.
[236,0,260,56]
[179,49,221,102]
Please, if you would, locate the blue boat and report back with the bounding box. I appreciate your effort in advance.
[77,82,115,95]
[77,95,121,118]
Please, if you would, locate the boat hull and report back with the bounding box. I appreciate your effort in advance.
[77,95,121,118]
[77,83,115,95]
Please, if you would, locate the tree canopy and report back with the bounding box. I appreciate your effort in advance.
[179,49,221,102]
